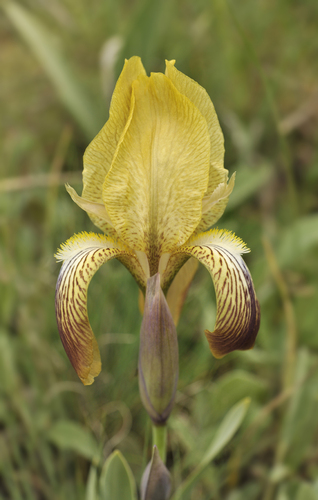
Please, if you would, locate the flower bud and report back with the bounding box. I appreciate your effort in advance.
[138,273,179,425]
[140,446,171,500]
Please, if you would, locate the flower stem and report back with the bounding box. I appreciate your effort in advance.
[152,424,167,463]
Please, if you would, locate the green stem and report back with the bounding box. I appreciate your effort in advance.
[152,424,167,463]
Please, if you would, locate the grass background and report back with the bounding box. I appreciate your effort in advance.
[1,0,318,498]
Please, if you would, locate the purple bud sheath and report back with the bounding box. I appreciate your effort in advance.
[138,273,179,425]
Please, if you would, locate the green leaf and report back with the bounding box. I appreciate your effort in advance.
[171,398,250,500]
[118,0,173,68]
[279,349,318,469]
[169,414,197,452]
[208,369,267,420]
[2,1,102,139]
[0,330,19,394]
[86,465,99,500]
[201,397,250,467]
[47,420,99,460]
[100,450,137,500]
[280,349,310,450]
[276,484,290,500]
[269,463,290,483]
[278,215,318,267]
[227,163,273,209]
[296,482,318,500]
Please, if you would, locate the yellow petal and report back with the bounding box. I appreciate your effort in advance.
[138,289,145,315]
[55,232,146,385]
[202,174,235,214]
[197,173,236,232]
[82,56,146,233]
[66,184,115,232]
[174,229,260,357]
[166,257,198,326]
[165,61,234,229]
[165,60,224,169]
[160,253,190,294]
[103,72,210,273]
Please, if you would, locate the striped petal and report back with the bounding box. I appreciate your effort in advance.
[55,232,146,385]
[169,229,260,357]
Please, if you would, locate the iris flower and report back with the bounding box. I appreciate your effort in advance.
[55,57,260,386]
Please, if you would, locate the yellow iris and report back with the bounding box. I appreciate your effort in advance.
[55,57,260,386]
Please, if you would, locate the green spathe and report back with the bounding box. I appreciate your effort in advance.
[138,273,179,425]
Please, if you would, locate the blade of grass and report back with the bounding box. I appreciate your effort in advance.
[2,1,103,139]
[263,237,297,390]
[0,172,82,192]
[118,0,173,69]
[225,0,298,218]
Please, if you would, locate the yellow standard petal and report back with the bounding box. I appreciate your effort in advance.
[82,56,146,233]
[170,229,260,357]
[165,60,224,169]
[165,61,233,231]
[103,72,211,274]
[55,232,146,385]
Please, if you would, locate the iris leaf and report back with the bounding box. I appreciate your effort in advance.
[47,420,100,460]
[227,163,273,209]
[171,398,250,500]
[100,450,137,500]
[85,465,98,500]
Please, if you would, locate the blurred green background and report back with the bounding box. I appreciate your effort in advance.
[1,0,318,498]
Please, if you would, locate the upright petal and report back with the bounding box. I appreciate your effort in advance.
[55,232,146,385]
[197,172,235,232]
[82,57,146,233]
[165,60,224,168]
[165,61,234,231]
[103,72,210,273]
[170,229,260,357]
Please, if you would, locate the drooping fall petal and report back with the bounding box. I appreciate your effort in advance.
[82,56,146,233]
[171,229,260,357]
[103,72,210,274]
[55,232,146,385]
